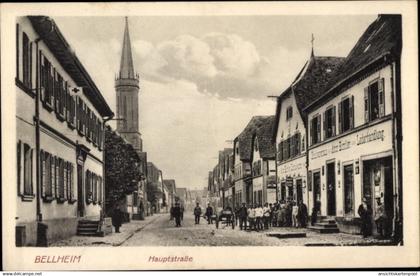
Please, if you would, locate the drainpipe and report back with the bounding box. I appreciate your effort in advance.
[34,19,55,221]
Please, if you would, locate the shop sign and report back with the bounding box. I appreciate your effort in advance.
[286,177,293,187]
[310,125,389,160]
[267,175,277,189]
[279,160,305,175]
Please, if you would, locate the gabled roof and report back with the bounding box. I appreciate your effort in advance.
[28,16,114,117]
[292,56,345,114]
[305,14,402,112]
[237,115,276,161]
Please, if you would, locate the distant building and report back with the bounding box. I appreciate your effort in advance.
[16,16,113,246]
[163,179,176,208]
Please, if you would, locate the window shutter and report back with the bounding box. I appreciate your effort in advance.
[338,102,342,134]
[323,111,327,139]
[350,95,354,129]
[309,120,313,146]
[332,106,336,136]
[63,161,68,199]
[86,170,91,203]
[17,141,22,196]
[29,42,33,88]
[52,68,57,111]
[317,115,321,143]
[98,176,102,204]
[51,156,55,198]
[378,78,385,117]
[29,148,33,195]
[40,51,45,102]
[364,86,369,123]
[16,24,20,80]
[70,163,75,200]
[296,133,301,154]
[41,151,46,197]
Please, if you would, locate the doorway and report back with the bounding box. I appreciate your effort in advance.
[77,163,85,217]
[326,162,336,216]
[313,172,321,212]
[363,156,394,236]
[296,179,303,203]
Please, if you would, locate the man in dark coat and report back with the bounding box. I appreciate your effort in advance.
[194,202,202,224]
[358,198,372,238]
[111,204,123,233]
[238,202,248,230]
[173,202,182,227]
[297,200,308,228]
[205,203,214,224]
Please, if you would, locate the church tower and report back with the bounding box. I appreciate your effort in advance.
[115,17,142,152]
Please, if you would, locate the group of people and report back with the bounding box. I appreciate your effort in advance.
[194,203,215,225]
[358,197,389,238]
[235,200,309,232]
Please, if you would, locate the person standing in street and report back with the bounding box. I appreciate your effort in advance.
[205,203,214,224]
[263,203,271,230]
[247,204,256,231]
[374,197,387,238]
[238,202,248,230]
[255,204,263,231]
[292,201,299,228]
[297,200,308,228]
[173,202,182,227]
[194,202,202,225]
[358,198,372,238]
[111,203,123,233]
[169,204,174,220]
[180,204,184,221]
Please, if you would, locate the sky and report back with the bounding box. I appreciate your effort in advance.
[53,15,377,190]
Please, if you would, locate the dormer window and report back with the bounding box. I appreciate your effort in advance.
[286,106,293,121]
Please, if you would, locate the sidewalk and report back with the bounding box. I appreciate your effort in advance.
[50,214,164,247]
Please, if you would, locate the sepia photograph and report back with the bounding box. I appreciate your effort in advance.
[1,1,419,271]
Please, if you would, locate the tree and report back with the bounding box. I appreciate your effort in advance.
[104,126,143,215]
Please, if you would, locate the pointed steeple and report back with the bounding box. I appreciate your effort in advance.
[119,17,135,79]
[311,33,315,57]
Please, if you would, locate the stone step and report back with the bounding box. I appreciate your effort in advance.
[267,232,307,239]
[320,219,337,224]
[307,226,339,234]
[315,222,339,228]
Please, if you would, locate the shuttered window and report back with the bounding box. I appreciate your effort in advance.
[22,32,32,88]
[23,144,33,195]
[278,141,283,162]
[40,52,54,110]
[365,78,385,123]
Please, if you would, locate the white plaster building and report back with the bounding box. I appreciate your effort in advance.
[304,15,402,237]
[16,16,113,246]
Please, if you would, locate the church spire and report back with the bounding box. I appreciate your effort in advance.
[119,16,136,79]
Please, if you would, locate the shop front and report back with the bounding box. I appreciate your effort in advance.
[277,156,307,205]
[308,119,395,235]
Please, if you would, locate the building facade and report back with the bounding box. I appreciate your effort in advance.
[16,16,113,246]
[304,15,402,237]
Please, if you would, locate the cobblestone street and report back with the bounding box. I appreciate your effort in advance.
[119,212,393,246]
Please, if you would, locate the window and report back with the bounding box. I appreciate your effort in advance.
[301,136,305,152]
[54,73,66,119]
[286,106,293,120]
[310,115,321,145]
[338,96,354,133]
[66,92,76,128]
[92,174,97,204]
[57,158,65,201]
[23,144,33,195]
[22,32,32,88]
[86,170,92,204]
[66,162,75,202]
[40,53,54,110]
[17,141,34,199]
[365,78,385,122]
[324,106,336,139]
